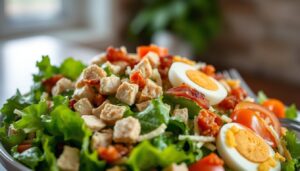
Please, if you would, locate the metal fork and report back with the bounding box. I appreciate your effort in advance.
[222,69,300,133]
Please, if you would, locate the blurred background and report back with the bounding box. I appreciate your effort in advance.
[0,0,299,106]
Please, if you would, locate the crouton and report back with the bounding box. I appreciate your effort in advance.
[163,163,188,171]
[92,100,110,117]
[136,100,151,112]
[173,108,188,124]
[144,52,160,68]
[113,116,141,144]
[139,79,163,102]
[151,69,162,86]
[100,104,126,125]
[74,98,93,115]
[73,85,94,102]
[131,58,152,78]
[115,82,138,105]
[100,76,121,95]
[81,115,106,131]
[57,146,80,171]
[83,64,106,80]
[90,53,107,65]
[91,130,113,150]
[51,78,74,96]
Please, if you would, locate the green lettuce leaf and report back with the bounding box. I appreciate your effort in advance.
[163,94,201,118]
[127,141,189,171]
[33,56,58,83]
[285,104,298,119]
[282,131,300,170]
[257,91,268,104]
[0,126,26,149]
[11,146,44,169]
[59,58,86,81]
[0,90,32,124]
[282,159,298,171]
[133,98,170,134]
[41,135,59,171]
[167,118,188,135]
[13,101,48,133]
[52,95,69,108]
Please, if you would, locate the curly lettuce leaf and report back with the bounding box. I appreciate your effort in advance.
[11,146,44,169]
[40,135,59,171]
[282,131,300,170]
[285,104,298,119]
[127,141,189,171]
[0,126,26,149]
[0,90,32,124]
[133,98,170,134]
[13,101,48,133]
[59,58,86,81]
[33,56,59,82]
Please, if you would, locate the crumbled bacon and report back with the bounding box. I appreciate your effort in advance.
[197,109,223,136]
[42,74,64,93]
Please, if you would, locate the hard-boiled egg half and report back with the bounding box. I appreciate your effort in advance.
[168,62,227,105]
[217,123,282,171]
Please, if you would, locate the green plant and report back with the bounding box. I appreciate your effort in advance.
[130,0,220,54]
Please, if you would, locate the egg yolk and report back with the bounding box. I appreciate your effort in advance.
[226,126,239,147]
[258,157,276,171]
[234,129,269,163]
[186,70,218,91]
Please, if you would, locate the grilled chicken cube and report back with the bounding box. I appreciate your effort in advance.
[139,79,163,102]
[91,129,113,150]
[131,58,152,78]
[135,100,151,112]
[57,146,80,171]
[73,85,94,102]
[100,104,126,125]
[90,53,107,65]
[74,98,93,115]
[144,52,160,68]
[83,64,106,80]
[51,78,74,96]
[100,76,121,95]
[115,82,138,105]
[81,115,106,131]
[92,100,110,117]
[173,108,188,124]
[113,116,141,144]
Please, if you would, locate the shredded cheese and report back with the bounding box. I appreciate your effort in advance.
[138,124,167,141]
[13,109,25,116]
[221,115,232,123]
[178,135,215,142]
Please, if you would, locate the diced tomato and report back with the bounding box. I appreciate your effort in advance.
[158,55,174,78]
[130,70,146,88]
[106,47,138,66]
[262,99,285,118]
[201,65,216,76]
[189,153,225,171]
[42,74,64,93]
[98,146,121,163]
[197,109,223,136]
[17,143,32,153]
[137,45,168,57]
[166,84,209,109]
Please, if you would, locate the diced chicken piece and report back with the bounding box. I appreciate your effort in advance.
[51,78,74,96]
[100,76,121,95]
[83,64,106,80]
[57,146,80,171]
[91,129,113,150]
[144,52,160,68]
[112,61,128,75]
[8,124,17,136]
[103,61,121,75]
[151,69,162,86]
[173,108,188,124]
[74,98,93,115]
[92,100,110,117]
[139,79,163,102]
[115,82,139,105]
[131,58,152,78]
[100,104,126,125]
[81,115,106,131]
[113,116,141,144]
[136,100,151,112]
[73,85,94,102]
[90,53,107,65]
[106,166,123,171]
[163,163,188,171]
[74,73,85,88]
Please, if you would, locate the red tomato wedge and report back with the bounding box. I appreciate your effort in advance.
[262,99,285,118]
[137,45,168,57]
[189,153,225,171]
[166,84,209,109]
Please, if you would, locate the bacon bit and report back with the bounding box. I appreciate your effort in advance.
[69,99,77,110]
[92,94,106,107]
[201,65,216,76]
[42,74,64,93]
[218,87,247,110]
[197,109,223,136]
[106,47,138,67]
[158,55,173,78]
[98,146,121,163]
[83,79,100,86]
[130,70,146,89]
[166,84,209,109]
[114,144,129,156]
[17,143,32,153]
[231,87,247,101]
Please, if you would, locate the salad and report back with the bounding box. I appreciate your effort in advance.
[0,45,299,171]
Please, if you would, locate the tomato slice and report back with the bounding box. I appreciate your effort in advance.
[189,153,225,171]
[137,45,168,57]
[198,109,223,136]
[130,70,146,88]
[231,109,277,147]
[262,99,285,118]
[166,84,209,109]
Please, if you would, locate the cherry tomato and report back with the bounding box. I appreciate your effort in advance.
[262,99,285,118]
[166,84,209,109]
[130,70,146,88]
[137,45,168,57]
[231,109,277,147]
[106,47,138,66]
[189,153,225,171]
[198,109,223,136]
[98,146,121,163]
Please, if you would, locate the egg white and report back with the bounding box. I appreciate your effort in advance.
[216,123,281,171]
[168,62,227,105]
